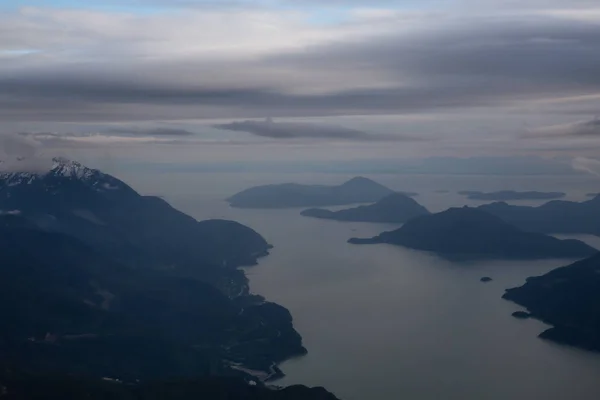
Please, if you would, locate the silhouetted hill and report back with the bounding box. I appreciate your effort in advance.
[349,207,597,260]
[301,193,430,223]
[0,159,311,387]
[227,177,395,208]
[503,252,600,352]
[478,194,600,236]
[458,190,565,201]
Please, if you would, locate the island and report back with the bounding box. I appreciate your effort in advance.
[478,194,600,236]
[226,177,395,208]
[503,252,600,351]
[458,190,566,201]
[0,158,328,396]
[511,311,531,319]
[300,192,430,223]
[586,192,599,198]
[480,277,493,283]
[348,207,597,260]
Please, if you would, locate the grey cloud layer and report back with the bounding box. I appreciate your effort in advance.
[213,119,416,141]
[106,127,196,136]
[14,130,190,149]
[572,156,600,176]
[2,12,600,122]
[139,0,600,8]
[525,118,600,138]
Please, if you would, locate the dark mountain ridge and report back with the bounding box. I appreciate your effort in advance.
[478,194,600,236]
[458,190,566,201]
[0,370,339,400]
[349,207,597,260]
[0,158,270,286]
[0,159,317,393]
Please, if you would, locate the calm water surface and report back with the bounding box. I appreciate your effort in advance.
[126,172,600,400]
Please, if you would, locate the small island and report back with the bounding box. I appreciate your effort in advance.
[504,252,600,351]
[480,277,493,283]
[300,192,430,223]
[348,207,597,260]
[458,190,566,201]
[227,177,395,208]
[586,193,599,198]
[511,311,531,319]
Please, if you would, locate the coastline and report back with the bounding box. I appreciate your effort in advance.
[226,244,307,381]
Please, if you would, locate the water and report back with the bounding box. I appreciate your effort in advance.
[242,217,600,400]
[122,171,600,400]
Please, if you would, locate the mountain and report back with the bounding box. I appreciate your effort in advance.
[0,158,270,287]
[301,192,430,223]
[0,370,339,400]
[227,177,395,208]
[458,190,566,201]
[503,252,600,352]
[478,194,600,236]
[0,219,308,380]
[0,159,316,391]
[348,207,597,260]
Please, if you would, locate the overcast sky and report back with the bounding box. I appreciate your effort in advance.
[1,0,600,165]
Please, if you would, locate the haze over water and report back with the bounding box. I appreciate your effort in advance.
[127,171,600,400]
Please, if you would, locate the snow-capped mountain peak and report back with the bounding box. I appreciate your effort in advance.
[0,157,134,196]
[50,157,96,180]
[0,169,42,186]
[0,157,97,184]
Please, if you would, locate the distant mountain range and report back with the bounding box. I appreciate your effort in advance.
[458,190,566,201]
[227,177,396,208]
[0,158,334,398]
[504,252,600,352]
[478,194,600,236]
[349,207,597,260]
[301,193,429,223]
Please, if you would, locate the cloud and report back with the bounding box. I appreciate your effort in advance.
[213,118,418,141]
[1,6,600,125]
[15,129,276,150]
[104,0,600,9]
[0,134,53,172]
[13,131,189,149]
[1,134,40,158]
[106,127,196,136]
[524,118,600,138]
[29,133,185,148]
[0,210,21,216]
[572,156,600,176]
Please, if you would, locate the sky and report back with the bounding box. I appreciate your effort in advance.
[1,0,600,169]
